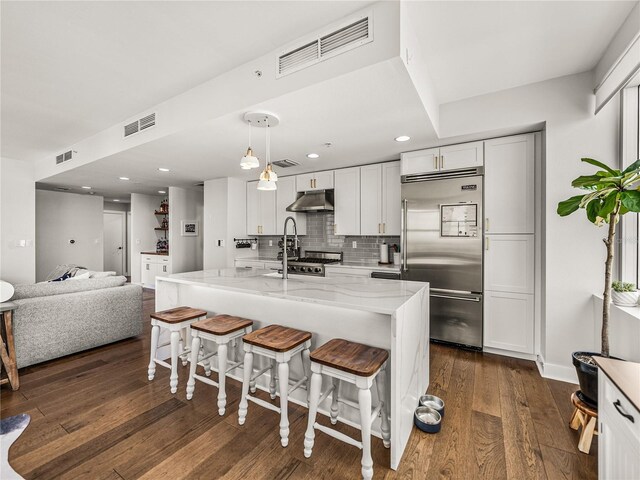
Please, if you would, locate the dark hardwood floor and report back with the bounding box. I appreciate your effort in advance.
[1,289,597,479]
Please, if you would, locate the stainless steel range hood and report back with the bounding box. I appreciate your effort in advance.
[286,189,334,212]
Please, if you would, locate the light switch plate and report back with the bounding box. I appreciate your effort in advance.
[352,241,357,248]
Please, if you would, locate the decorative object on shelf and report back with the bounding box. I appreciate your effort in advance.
[611,280,639,306]
[161,217,169,229]
[241,111,279,190]
[557,156,640,405]
[156,238,168,253]
[159,198,169,214]
[181,220,199,237]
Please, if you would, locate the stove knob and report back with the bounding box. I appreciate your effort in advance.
[300,267,307,272]
[287,266,292,271]
[314,268,322,273]
[291,266,297,272]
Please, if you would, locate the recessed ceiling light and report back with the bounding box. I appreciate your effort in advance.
[395,135,411,142]
[158,190,166,194]
[307,153,319,159]
[158,168,170,172]
[119,177,130,181]
[81,186,91,189]
[113,199,120,202]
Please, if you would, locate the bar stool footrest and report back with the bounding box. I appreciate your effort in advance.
[247,394,281,413]
[315,422,363,450]
[193,374,219,388]
[155,359,171,370]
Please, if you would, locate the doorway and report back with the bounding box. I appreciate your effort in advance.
[104,211,126,275]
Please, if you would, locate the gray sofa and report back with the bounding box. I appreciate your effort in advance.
[10,276,143,368]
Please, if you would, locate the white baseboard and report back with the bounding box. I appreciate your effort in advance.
[483,347,536,362]
[536,356,578,384]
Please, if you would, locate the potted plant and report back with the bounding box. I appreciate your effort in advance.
[557,157,640,405]
[611,280,640,307]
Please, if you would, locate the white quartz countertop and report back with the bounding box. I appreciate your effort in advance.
[158,268,427,315]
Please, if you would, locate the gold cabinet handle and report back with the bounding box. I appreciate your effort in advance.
[440,155,444,169]
[383,223,386,234]
[485,236,489,251]
[486,218,489,232]
[334,223,337,235]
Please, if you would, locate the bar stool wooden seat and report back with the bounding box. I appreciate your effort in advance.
[185,315,253,415]
[147,306,207,393]
[304,339,390,480]
[570,391,599,454]
[238,324,312,447]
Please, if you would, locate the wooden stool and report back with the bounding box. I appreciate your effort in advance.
[147,306,207,393]
[0,302,19,391]
[304,339,390,480]
[570,391,598,454]
[237,325,312,447]
[186,315,253,415]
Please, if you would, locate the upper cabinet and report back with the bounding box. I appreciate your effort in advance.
[360,162,401,235]
[334,167,360,236]
[401,142,483,176]
[276,176,307,235]
[296,170,334,192]
[246,181,277,235]
[485,134,535,234]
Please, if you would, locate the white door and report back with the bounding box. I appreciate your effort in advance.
[276,176,306,235]
[439,141,484,171]
[382,161,401,235]
[401,148,439,176]
[334,167,361,236]
[360,164,382,235]
[484,291,534,353]
[485,134,535,234]
[485,234,534,294]
[104,212,125,275]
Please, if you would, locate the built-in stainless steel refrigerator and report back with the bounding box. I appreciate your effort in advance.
[401,168,483,349]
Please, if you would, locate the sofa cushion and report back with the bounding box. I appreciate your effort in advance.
[45,264,86,281]
[11,276,127,300]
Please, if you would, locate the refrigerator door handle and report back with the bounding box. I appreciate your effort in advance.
[431,293,481,302]
[401,199,408,272]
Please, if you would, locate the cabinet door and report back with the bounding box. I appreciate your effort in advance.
[401,148,439,176]
[276,176,306,235]
[141,262,153,287]
[382,161,401,235]
[334,167,360,236]
[485,134,535,234]
[360,164,382,235]
[246,181,260,235]
[439,141,484,171]
[258,188,277,235]
[296,174,315,192]
[485,235,534,294]
[314,171,334,190]
[484,291,534,353]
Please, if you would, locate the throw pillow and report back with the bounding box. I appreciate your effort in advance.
[50,272,72,282]
[91,271,116,278]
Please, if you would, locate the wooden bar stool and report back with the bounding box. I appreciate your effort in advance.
[148,306,207,393]
[570,391,598,454]
[185,315,253,415]
[238,324,312,447]
[304,339,390,480]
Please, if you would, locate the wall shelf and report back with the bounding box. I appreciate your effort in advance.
[154,227,168,231]
[154,210,169,215]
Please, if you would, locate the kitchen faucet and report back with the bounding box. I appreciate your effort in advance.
[282,216,298,279]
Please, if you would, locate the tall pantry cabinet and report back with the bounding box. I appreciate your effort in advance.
[483,133,536,355]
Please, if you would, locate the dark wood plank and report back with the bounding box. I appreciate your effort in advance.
[471,410,508,479]
[150,306,207,323]
[472,353,502,417]
[243,324,312,352]
[310,338,389,376]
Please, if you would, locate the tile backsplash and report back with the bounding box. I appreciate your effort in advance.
[258,212,400,261]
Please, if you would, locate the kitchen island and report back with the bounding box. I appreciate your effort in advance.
[155,268,429,469]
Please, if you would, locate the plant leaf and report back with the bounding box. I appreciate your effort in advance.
[571,175,620,188]
[622,158,640,175]
[620,190,640,212]
[581,158,619,176]
[586,199,602,223]
[557,195,584,216]
[599,191,619,218]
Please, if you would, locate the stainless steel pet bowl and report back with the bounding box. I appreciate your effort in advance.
[419,394,445,417]
[414,406,442,433]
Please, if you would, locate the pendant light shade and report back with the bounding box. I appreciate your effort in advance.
[240,147,259,169]
[257,163,277,190]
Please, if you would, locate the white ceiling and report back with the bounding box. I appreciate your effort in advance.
[0,0,372,161]
[410,1,637,104]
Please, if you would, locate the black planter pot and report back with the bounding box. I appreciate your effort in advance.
[572,351,600,407]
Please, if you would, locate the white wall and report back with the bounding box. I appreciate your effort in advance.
[36,190,104,281]
[439,71,621,381]
[0,158,36,285]
[130,193,163,284]
[203,177,249,269]
[169,187,204,274]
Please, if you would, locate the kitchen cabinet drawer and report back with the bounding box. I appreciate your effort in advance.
[325,266,373,278]
[142,255,170,264]
[235,260,265,269]
[485,235,534,294]
[484,291,534,354]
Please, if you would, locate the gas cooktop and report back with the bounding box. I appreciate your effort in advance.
[286,251,342,276]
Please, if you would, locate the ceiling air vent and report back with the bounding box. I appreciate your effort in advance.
[276,13,372,78]
[124,121,139,137]
[124,113,156,138]
[272,159,300,168]
[55,150,74,165]
[139,113,156,131]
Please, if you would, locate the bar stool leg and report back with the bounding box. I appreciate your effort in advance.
[238,350,253,425]
[301,348,311,404]
[179,328,188,366]
[147,324,160,381]
[269,360,277,400]
[217,343,228,416]
[376,368,391,448]
[185,336,201,400]
[278,361,290,447]
[169,331,180,394]
[358,387,374,480]
[203,343,212,377]
[304,371,322,458]
[330,378,340,425]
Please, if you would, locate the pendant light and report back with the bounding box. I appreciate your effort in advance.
[240,122,259,169]
[257,122,277,191]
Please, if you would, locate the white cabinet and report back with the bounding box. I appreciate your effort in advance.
[485,235,534,294]
[401,141,483,176]
[334,167,360,236]
[485,134,535,234]
[246,181,277,235]
[276,176,306,235]
[296,170,334,192]
[360,162,401,236]
[483,291,534,354]
[599,368,640,480]
[141,254,171,289]
[235,259,281,271]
